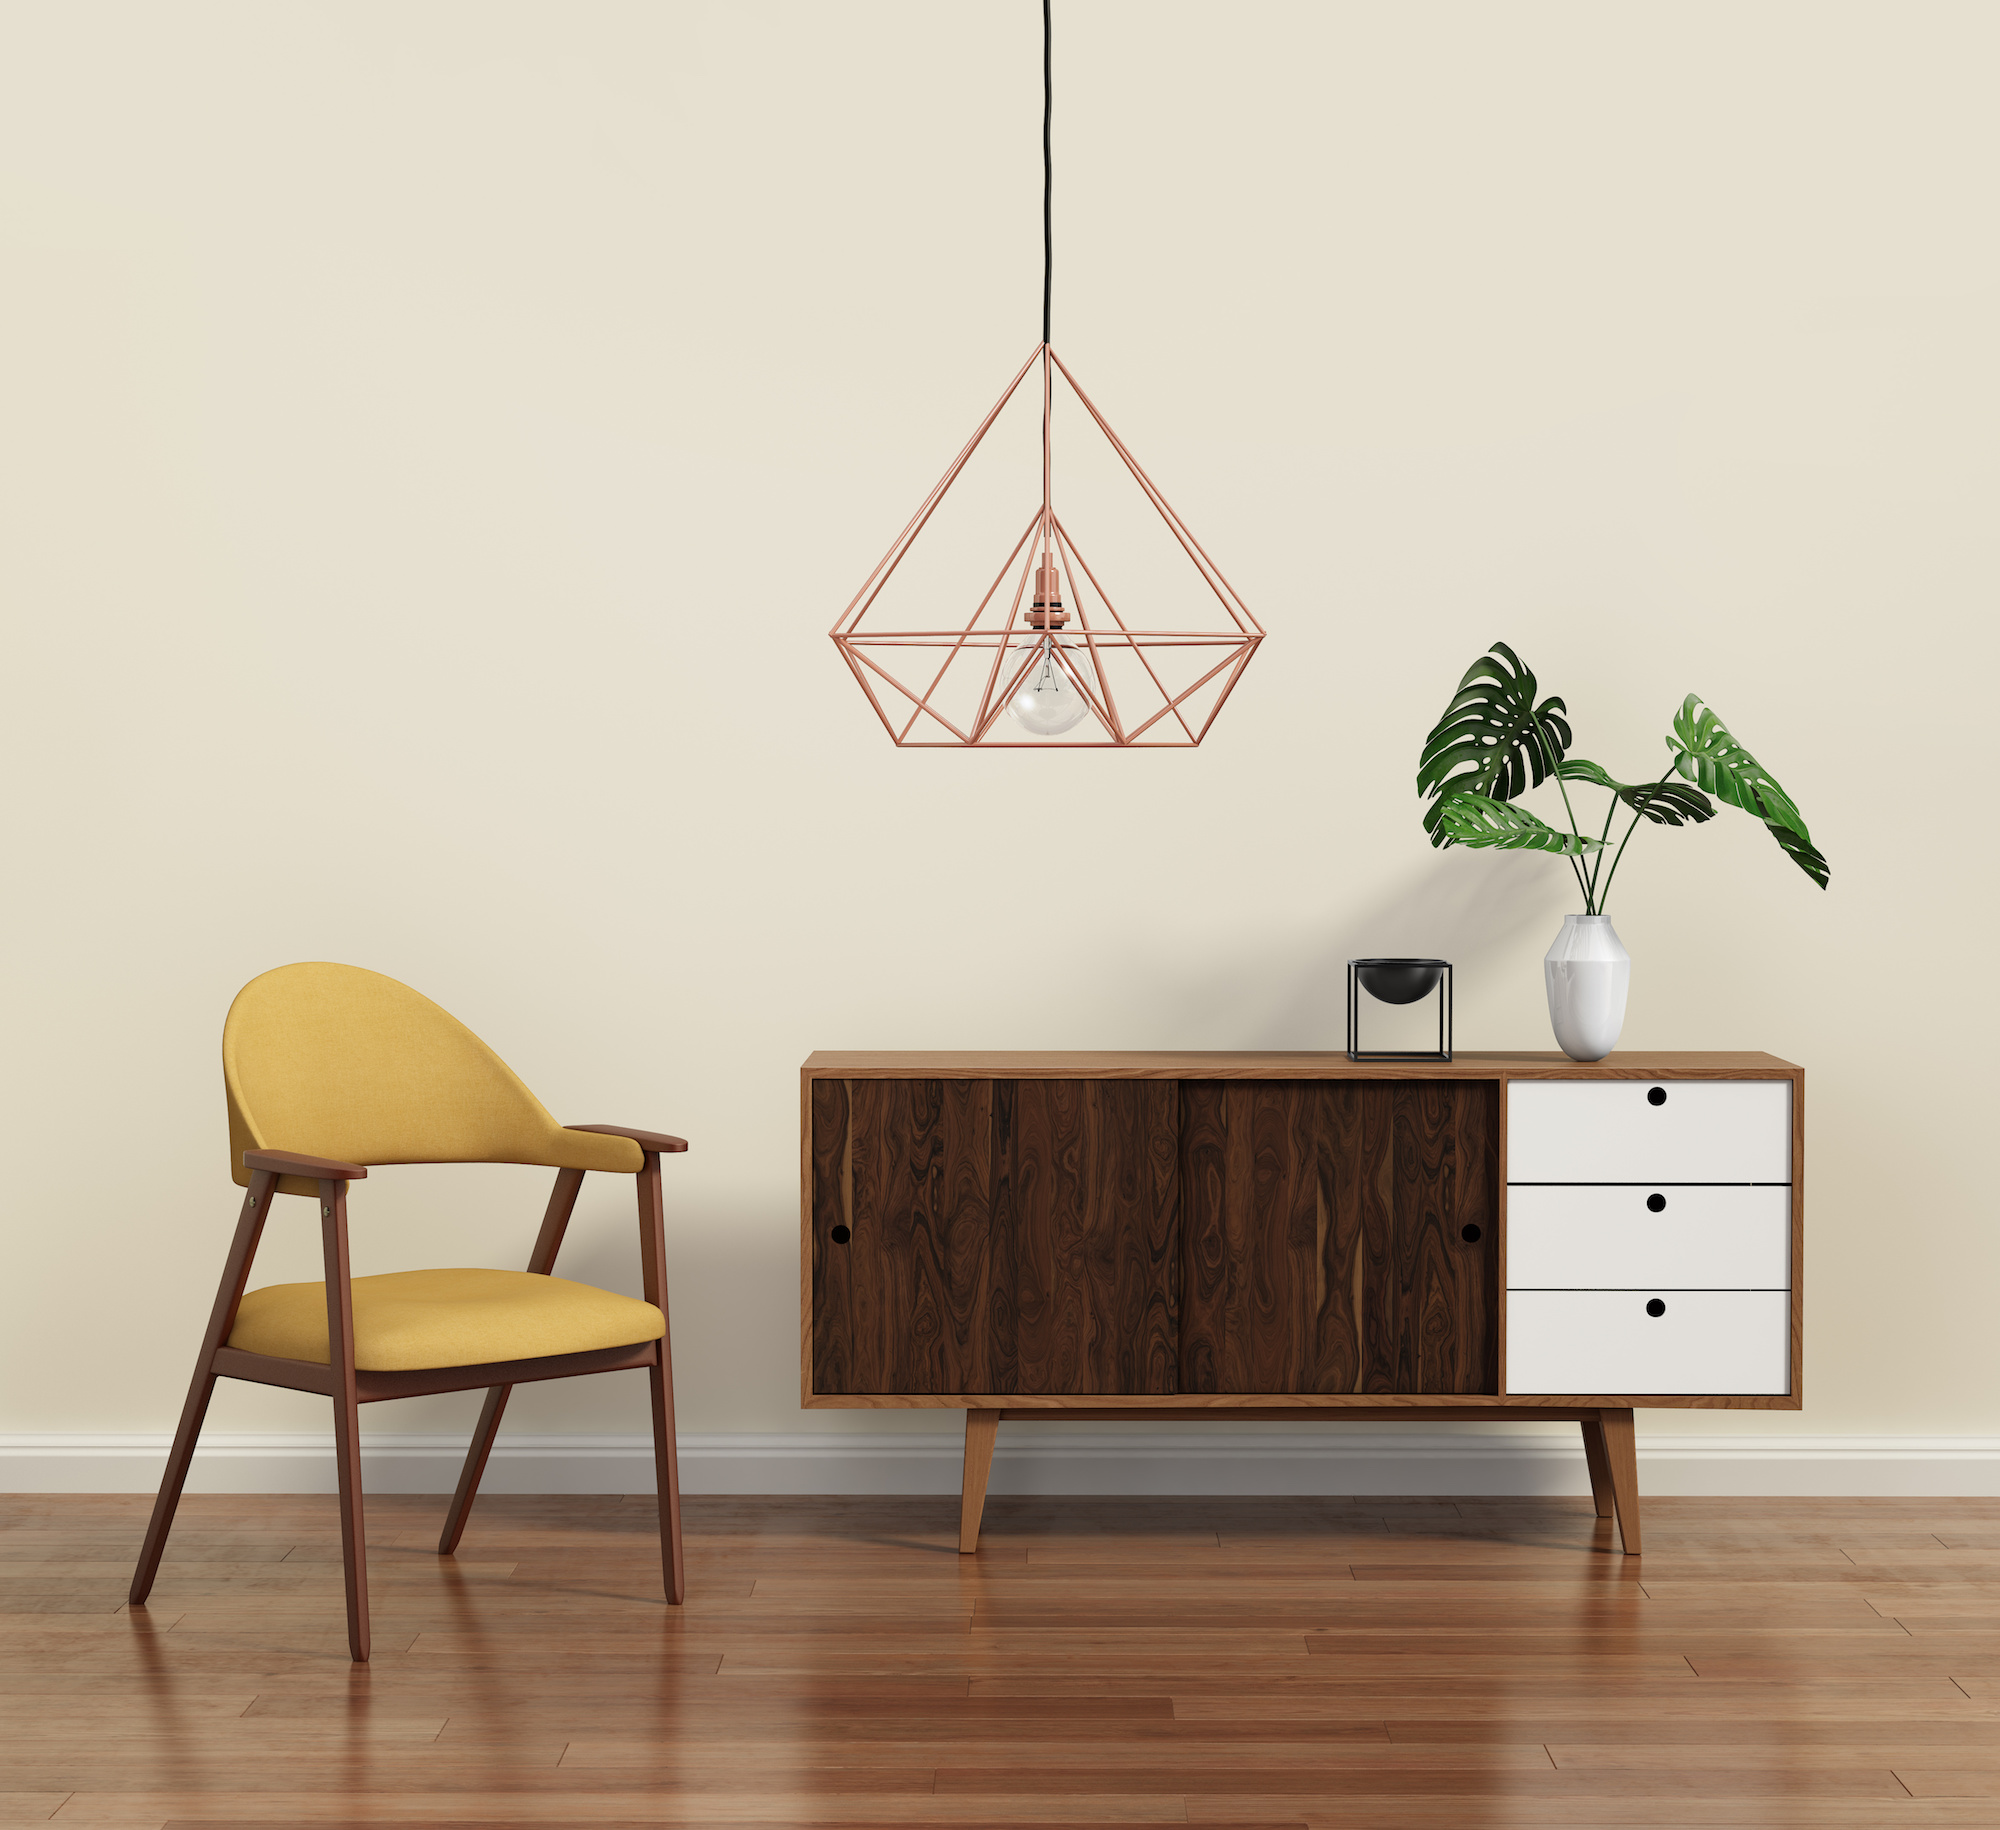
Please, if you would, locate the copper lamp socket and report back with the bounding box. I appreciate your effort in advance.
[1027,557,1067,630]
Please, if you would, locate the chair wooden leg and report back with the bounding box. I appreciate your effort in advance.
[437,1168,585,1556]
[636,1153,684,1604]
[959,1410,999,1554]
[649,1353,684,1605]
[437,1384,512,1556]
[1597,1407,1642,1556]
[330,1378,370,1662]
[321,1182,370,1661]
[129,1368,219,1606]
[1580,1417,1617,1520]
[130,1177,275,1606]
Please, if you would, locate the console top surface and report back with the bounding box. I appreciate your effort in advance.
[802,1050,1800,1081]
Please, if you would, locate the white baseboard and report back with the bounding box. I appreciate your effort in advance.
[4,1429,1999,1497]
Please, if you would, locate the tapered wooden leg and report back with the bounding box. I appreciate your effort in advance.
[1597,1407,1641,1556]
[322,1182,370,1661]
[636,1154,684,1604]
[131,1176,275,1606]
[959,1410,999,1554]
[648,1354,684,1604]
[437,1384,512,1555]
[1580,1417,1617,1520]
[437,1168,586,1556]
[129,1369,220,1606]
[330,1381,370,1662]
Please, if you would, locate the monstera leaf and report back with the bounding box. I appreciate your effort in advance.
[1557,759,1716,827]
[1667,696,1805,831]
[1436,793,1606,855]
[1667,695,1828,888]
[1765,820,1831,891]
[1418,642,1573,847]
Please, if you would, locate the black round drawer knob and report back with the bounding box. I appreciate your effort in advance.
[1647,1086,1667,1107]
[1646,1193,1666,1213]
[830,1224,851,1244]
[1461,1223,1482,1244]
[1645,1297,1666,1317]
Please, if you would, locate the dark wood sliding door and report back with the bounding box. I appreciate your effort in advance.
[810,1078,1180,1395]
[1178,1080,1498,1395]
[809,1076,1494,1396]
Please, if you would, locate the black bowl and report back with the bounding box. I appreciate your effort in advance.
[1354,958,1446,1006]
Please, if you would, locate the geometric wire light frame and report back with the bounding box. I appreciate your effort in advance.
[831,340,1266,747]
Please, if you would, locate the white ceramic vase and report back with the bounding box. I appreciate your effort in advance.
[1543,913,1630,1062]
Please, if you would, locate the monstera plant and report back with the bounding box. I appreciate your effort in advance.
[1417,642,1829,911]
[1415,642,1827,1060]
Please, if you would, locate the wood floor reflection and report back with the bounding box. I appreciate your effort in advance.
[6,1491,2000,1825]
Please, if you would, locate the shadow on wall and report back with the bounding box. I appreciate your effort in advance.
[1158,851,1566,1049]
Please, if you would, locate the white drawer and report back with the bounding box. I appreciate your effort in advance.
[1508,1080,1791,1184]
[1505,1290,1790,1395]
[1506,1185,1790,1290]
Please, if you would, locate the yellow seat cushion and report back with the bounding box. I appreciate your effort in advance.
[227,1268,665,1371]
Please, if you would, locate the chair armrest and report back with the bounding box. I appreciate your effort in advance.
[244,1149,369,1180]
[566,1124,689,1155]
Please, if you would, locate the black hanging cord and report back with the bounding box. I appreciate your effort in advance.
[1042,0,1052,345]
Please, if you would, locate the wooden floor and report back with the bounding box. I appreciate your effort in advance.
[6,1493,2000,1827]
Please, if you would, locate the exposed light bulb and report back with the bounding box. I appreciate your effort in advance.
[1009,638,1088,735]
[1007,555,1089,736]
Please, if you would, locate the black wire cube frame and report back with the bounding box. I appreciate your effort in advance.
[1346,959,1453,1062]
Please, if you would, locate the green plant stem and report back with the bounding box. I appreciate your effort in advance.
[1595,761,1680,914]
[1563,846,1591,910]
[1584,794,1619,905]
[1536,715,1594,912]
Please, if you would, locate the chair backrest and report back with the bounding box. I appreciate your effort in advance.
[223,963,642,1189]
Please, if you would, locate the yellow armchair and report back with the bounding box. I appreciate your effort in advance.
[128,963,689,1662]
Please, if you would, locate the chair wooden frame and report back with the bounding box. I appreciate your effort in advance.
[128,1126,688,1662]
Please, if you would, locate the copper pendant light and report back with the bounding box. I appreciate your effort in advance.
[831,0,1264,748]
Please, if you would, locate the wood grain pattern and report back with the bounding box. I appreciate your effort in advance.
[995,1405,1606,1424]
[1599,1407,1643,1555]
[25,1491,2000,1826]
[1383,1080,1497,1394]
[808,1076,854,1393]
[1581,1418,1617,1520]
[808,1389,1806,1409]
[1180,1082,1354,1395]
[1180,1082,1497,1396]
[959,1411,999,1553]
[813,1079,1179,1395]
[806,1049,1801,1080]
[1004,1079,1180,1396]
[813,1077,1002,1394]
[802,1057,1800,1419]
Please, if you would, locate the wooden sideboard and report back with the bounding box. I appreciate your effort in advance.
[800,1050,1803,1555]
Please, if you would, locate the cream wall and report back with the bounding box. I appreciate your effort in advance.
[3,3,1995,1473]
